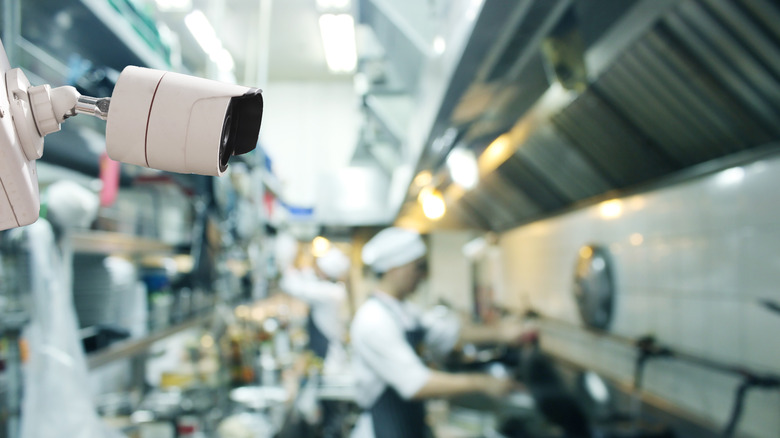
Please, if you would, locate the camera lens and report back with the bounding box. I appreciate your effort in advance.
[218,89,263,173]
[222,114,232,147]
[219,113,234,171]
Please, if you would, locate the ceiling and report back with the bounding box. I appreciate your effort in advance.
[168,0,342,83]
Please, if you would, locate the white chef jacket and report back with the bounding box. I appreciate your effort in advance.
[280,267,348,349]
[349,292,461,438]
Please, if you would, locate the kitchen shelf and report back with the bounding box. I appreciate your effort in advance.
[71,230,173,255]
[79,0,170,70]
[19,0,170,78]
[87,313,212,369]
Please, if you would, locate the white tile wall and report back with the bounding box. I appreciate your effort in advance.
[741,227,780,299]
[495,152,780,438]
[703,299,744,364]
[427,232,475,313]
[743,302,780,372]
[697,368,741,425]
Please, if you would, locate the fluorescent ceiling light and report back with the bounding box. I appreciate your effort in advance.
[185,10,234,73]
[185,10,220,54]
[433,36,446,55]
[316,0,351,10]
[446,147,478,190]
[212,47,235,72]
[319,14,357,73]
[716,167,745,187]
[155,0,191,11]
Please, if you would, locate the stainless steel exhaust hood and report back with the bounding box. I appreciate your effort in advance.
[354,0,780,231]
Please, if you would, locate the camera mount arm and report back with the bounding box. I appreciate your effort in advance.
[74,95,111,121]
[7,68,109,162]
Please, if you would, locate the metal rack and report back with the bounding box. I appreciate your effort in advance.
[71,230,173,255]
[10,0,170,74]
[78,0,171,70]
[529,312,780,437]
[87,313,212,369]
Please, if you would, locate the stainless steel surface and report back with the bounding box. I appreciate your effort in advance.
[74,95,110,121]
[230,386,288,410]
[572,245,614,330]
[317,374,356,402]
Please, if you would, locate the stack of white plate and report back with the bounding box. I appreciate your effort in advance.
[72,254,138,329]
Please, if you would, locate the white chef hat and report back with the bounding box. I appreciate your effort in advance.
[316,247,350,280]
[274,232,299,270]
[361,227,426,274]
[46,180,99,229]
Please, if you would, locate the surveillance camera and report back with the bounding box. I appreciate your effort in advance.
[106,66,263,176]
[0,38,263,231]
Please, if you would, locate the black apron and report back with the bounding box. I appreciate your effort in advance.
[307,312,330,359]
[369,297,432,438]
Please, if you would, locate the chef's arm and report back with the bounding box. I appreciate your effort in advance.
[457,320,536,347]
[411,371,513,400]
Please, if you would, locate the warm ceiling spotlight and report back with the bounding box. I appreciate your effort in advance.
[598,199,623,220]
[419,186,446,220]
[311,236,331,257]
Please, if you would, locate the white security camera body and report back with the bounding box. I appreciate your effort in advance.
[106,66,263,176]
[0,43,40,229]
[0,37,262,232]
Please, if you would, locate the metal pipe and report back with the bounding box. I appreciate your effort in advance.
[74,96,111,120]
[723,375,780,437]
[525,311,780,386]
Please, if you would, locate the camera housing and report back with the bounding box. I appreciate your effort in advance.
[106,66,263,176]
[0,44,40,230]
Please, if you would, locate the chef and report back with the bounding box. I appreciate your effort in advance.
[280,243,349,363]
[350,227,531,438]
[280,244,351,437]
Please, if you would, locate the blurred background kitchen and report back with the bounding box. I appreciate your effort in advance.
[1,0,780,437]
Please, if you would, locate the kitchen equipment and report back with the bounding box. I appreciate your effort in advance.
[217,413,274,438]
[573,245,614,330]
[72,254,138,329]
[229,386,288,435]
[523,347,591,437]
[513,346,676,438]
[80,324,131,353]
[229,386,288,411]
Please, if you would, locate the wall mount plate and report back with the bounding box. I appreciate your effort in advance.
[573,244,614,330]
[0,39,40,231]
